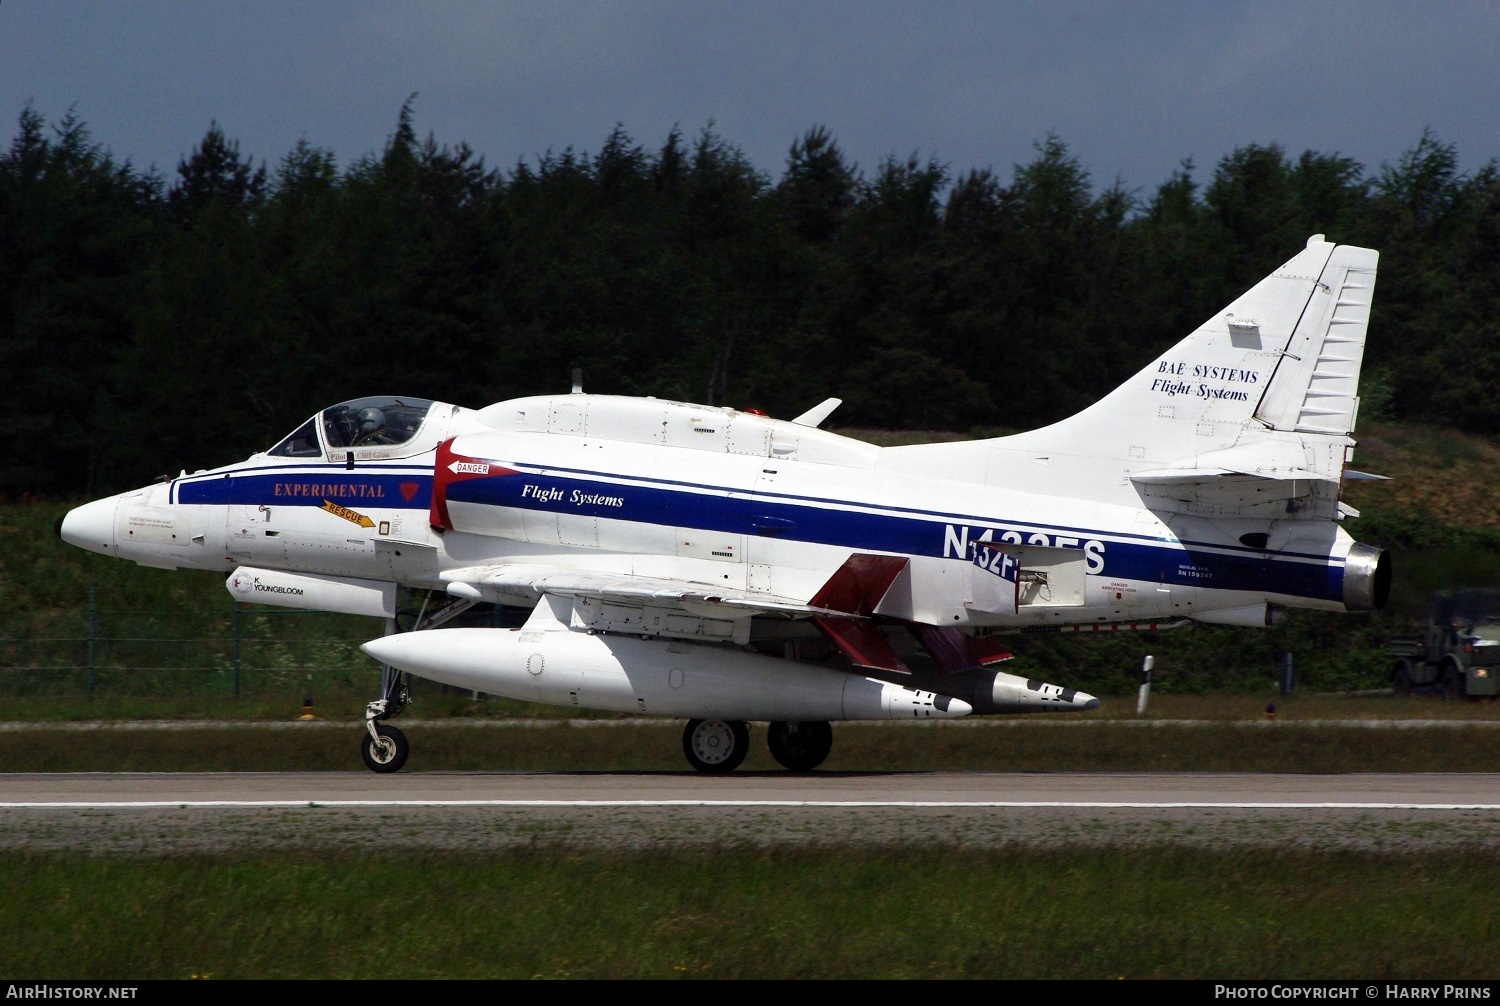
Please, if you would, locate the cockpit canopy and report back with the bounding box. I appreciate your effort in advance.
[268,397,436,459]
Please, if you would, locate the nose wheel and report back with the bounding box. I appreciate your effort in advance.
[361,662,412,773]
[361,722,409,773]
[682,719,750,774]
[357,590,478,773]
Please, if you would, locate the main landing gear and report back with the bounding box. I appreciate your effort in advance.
[682,718,750,774]
[680,718,835,774]
[766,720,833,772]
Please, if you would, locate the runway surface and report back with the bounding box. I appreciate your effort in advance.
[3,771,1498,852]
[5,769,1500,805]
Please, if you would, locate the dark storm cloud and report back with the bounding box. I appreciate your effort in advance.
[3,1,1496,192]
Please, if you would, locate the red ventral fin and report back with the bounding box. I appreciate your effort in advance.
[808,554,912,672]
[808,553,909,615]
[912,624,970,673]
[967,635,1014,666]
[812,617,909,674]
[913,624,1013,673]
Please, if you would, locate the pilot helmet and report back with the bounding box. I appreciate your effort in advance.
[357,407,386,434]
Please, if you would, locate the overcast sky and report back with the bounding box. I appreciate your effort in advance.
[3,1,1497,197]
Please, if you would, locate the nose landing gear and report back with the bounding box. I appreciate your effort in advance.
[362,667,410,773]
[362,721,409,773]
[359,590,477,773]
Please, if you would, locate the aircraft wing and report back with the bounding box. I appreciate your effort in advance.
[441,554,1010,676]
[442,564,854,618]
[1127,436,1371,515]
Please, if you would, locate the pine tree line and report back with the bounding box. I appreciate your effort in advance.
[3,101,1497,497]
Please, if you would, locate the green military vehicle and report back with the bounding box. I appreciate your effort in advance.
[1389,590,1500,699]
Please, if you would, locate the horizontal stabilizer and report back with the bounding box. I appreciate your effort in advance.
[1133,473,1314,514]
[1130,439,1338,485]
[1131,470,1321,487]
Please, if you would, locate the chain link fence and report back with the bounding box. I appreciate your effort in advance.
[0,590,384,701]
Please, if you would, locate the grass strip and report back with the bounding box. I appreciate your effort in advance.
[1,721,1497,772]
[1,847,1496,979]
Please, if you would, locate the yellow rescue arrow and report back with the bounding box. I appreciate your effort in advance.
[320,499,374,528]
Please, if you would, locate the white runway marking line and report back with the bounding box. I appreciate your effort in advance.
[4,800,1500,810]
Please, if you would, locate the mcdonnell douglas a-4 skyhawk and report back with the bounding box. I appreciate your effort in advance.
[60,236,1388,773]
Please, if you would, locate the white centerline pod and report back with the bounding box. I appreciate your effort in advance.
[361,628,974,722]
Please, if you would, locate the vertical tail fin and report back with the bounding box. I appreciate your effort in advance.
[883,236,1379,506]
[1250,240,1378,436]
[1016,234,1379,460]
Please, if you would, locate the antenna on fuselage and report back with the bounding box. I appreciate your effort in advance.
[571,367,584,394]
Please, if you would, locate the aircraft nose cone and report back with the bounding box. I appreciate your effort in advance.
[58,497,119,555]
[1076,691,1101,711]
[361,633,439,673]
[360,635,403,664]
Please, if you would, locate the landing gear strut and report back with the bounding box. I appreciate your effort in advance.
[682,719,750,774]
[767,720,833,772]
[362,663,411,773]
[360,590,478,773]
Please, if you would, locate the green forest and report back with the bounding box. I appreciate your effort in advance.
[3,100,1498,501]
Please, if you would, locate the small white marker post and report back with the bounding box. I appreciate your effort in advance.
[1136,655,1154,714]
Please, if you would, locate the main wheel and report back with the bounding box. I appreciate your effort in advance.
[362,722,409,773]
[682,719,749,774]
[767,720,833,772]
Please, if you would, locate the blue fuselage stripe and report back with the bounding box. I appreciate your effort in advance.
[446,468,1343,602]
[173,461,1345,602]
[176,472,434,510]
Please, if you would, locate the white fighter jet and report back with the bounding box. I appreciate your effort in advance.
[59,235,1387,773]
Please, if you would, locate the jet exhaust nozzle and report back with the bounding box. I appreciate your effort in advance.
[1343,542,1391,612]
